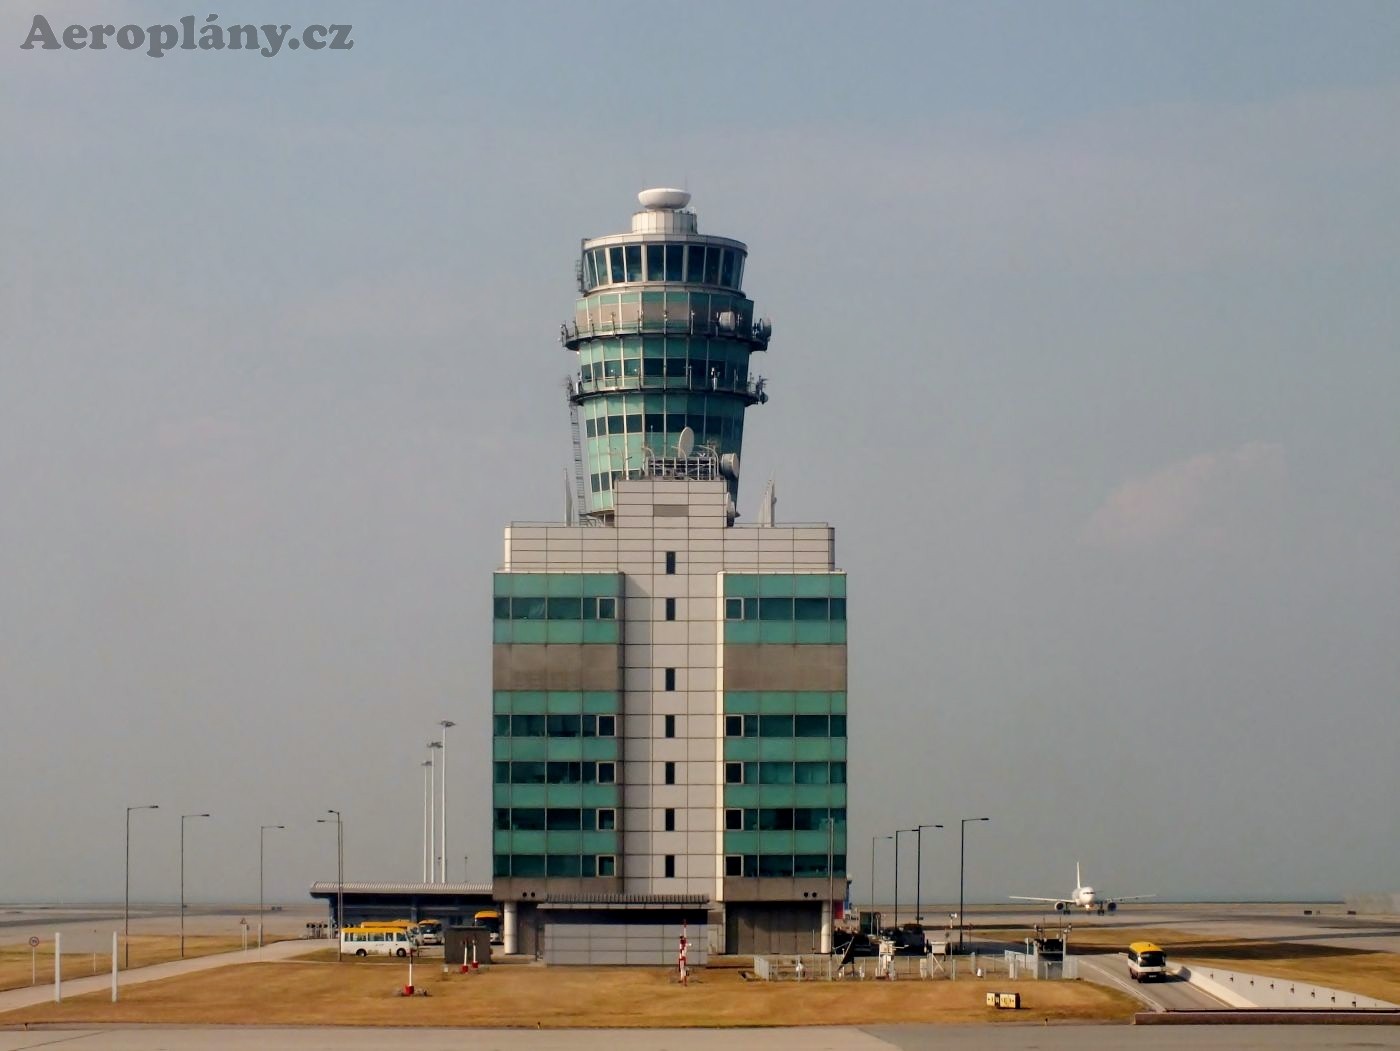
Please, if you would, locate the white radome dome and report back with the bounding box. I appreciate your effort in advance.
[638,188,691,211]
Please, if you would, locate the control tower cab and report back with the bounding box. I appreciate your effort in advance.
[562,189,772,518]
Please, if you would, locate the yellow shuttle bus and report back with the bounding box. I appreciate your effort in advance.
[1127,941,1167,982]
[341,925,413,957]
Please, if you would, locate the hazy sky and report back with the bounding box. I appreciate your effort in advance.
[2,1,1397,907]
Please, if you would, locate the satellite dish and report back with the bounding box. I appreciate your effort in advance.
[719,452,740,479]
[676,427,695,459]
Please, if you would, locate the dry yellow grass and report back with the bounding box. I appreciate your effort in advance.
[0,935,289,993]
[4,957,1139,1028]
[986,926,1400,1005]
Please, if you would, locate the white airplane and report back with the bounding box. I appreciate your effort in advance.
[1010,863,1154,914]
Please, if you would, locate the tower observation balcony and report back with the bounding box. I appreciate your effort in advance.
[564,189,772,519]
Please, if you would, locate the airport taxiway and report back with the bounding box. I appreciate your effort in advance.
[1,1025,1398,1050]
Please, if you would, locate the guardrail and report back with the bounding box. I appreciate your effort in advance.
[1178,963,1399,1010]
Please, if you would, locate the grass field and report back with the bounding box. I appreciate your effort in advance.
[985,926,1400,1005]
[2,956,1139,1028]
[0,935,289,993]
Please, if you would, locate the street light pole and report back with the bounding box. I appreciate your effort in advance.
[439,720,455,884]
[318,810,344,958]
[180,813,211,959]
[958,817,990,952]
[894,828,917,928]
[124,804,158,970]
[427,741,442,884]
[869,834,891,931]
[421,760,432,882]
[914,823,943,925]
[259,825,284,949]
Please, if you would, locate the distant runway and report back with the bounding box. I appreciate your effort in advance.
[1,1025,1398,1050]
[946,902,1400,955]
[0,903,325,951]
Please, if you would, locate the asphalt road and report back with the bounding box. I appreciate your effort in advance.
[2,1025,1398,1050]
[1075,953,1224,1011]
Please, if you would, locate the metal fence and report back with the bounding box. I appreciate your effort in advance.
[752,950,1079,981]
[1003,951,1080,980]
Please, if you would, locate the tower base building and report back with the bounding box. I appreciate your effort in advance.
[492,191,847,962]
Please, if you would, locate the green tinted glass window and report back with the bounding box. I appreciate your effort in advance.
[759,715,793,737]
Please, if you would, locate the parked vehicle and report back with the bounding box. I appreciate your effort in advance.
[341,926,412,957]
[474,909,503,945]
[415,919,444,946]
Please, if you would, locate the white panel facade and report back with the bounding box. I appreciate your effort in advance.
[501,477,836,900]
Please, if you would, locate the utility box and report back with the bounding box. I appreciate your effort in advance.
[986,992,1020,1009]
[444,927,493,968]
[1035,937,1064,961]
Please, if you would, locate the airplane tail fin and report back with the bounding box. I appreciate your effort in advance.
[1076,861,1082,889]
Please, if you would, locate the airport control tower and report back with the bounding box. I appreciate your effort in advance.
[562,187,770,518]
[493,191,847,963]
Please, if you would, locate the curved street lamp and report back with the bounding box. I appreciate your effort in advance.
[958,817,990,952]
[318,811,343,959]
[124,804,159,969]
[914,823,943,924]
[259,824,284,948]
[180,813,211,959]
[439,720,456,883]
[869,834,892,930]
[893,828,918,927]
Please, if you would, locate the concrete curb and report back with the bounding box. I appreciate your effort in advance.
[1136,1010,1400,1025]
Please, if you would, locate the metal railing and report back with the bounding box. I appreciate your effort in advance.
[567,373,768,403]
[560,315,772,350]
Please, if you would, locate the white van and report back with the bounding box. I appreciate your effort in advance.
[341,926,412,957]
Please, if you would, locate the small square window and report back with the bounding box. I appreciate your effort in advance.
[724,714,743,737]
[665,551,676,575]
[664,854,676,878]
[664,714,676,738]
[597,808,616,830]
[597,761,616,784]
[664,761,676,785]
[665,597,676,621]
[725,808,743,831]
[664,808,676,831]
[725,597,744,620]
[597,715,616,737]
[596,596,616,620]
[664,668,676,691]
[724,762,744,784]
[598,855,616,876]
[725,855,743,877]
